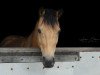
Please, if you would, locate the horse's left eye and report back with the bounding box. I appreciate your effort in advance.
[38,29,41,33]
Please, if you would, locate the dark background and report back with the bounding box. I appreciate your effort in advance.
[0,0,100,47]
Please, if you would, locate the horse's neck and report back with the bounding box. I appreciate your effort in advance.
[25,19,40,47]
[26,29,38,48]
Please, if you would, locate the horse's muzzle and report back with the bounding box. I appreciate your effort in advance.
[43,57,55,68]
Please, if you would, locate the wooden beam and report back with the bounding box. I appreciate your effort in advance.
[0,47,100,52]
[0,47,100,63]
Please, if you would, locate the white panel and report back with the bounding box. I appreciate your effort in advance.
[74,62,100,75]
[79,52,100,62]
[74,52,100,75]
[0,52,100,75]
[0,62,74,75]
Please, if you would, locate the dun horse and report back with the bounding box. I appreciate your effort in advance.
[0,8,62,68]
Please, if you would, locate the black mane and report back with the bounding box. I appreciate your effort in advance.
[43,9,57,26]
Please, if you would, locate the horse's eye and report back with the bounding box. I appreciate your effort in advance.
[38,29,41,33]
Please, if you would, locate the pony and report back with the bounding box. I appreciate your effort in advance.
[0,8,62,68]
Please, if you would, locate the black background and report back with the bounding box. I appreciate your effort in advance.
[0,0,100,47]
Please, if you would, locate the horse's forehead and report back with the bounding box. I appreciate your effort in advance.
[42,25,60,34]
[43,25,54,32]
[38,19,60,32]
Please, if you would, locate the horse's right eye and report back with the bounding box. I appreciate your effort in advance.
[38,29,41,33]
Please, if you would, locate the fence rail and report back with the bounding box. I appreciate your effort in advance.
[0,47,100,63]
[0,47,100,52]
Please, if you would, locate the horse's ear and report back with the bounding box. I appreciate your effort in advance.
[57,9,63,19]
[39,7,45,16]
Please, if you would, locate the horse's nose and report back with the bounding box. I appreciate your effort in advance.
[43,57,55,68]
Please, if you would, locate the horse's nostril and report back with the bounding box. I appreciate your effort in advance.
[52,57,55,61]
[42,57,55,68]
[43,57,46,61]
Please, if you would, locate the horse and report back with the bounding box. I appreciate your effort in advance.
[0,8,62,68]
